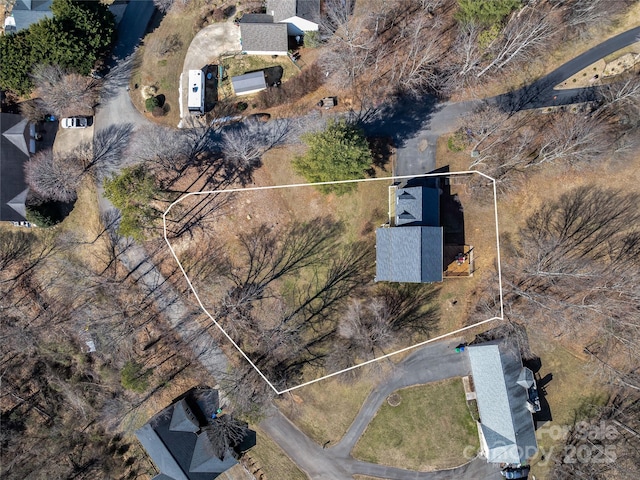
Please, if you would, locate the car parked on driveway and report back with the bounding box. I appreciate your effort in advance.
[61,117,88,129]
[501,466,530,479]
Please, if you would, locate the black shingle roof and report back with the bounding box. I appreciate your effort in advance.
[0,113,30,222]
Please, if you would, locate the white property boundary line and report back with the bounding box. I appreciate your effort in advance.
[162,171,504,394]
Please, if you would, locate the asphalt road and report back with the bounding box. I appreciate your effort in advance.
[370,25,640,176]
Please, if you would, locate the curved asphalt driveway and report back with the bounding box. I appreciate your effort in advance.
[261,338,502,480]
[178,21,241,126]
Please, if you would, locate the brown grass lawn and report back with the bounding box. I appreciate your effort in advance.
[247,428,309,480]
[352,378,479,471]
[129,3,203,126]
[277,369,379,445]
[527,330,609,480]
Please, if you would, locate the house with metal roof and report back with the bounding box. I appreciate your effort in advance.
[135,388,255,480]
[467,341,539,465]
[375,179,443,283]
[231,71,268,96]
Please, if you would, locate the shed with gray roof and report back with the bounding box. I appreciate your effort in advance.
[467,341,538,465]
[231,71,268,96]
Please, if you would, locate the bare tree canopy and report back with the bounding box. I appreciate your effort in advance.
[31,64,101,117]
[24,148,85,202]
[500,186,640,387]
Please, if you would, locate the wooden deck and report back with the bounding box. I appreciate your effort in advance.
[388,185,397,226]
[444,245,474,277]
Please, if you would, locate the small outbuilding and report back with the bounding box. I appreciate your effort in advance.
[231,71,268,96]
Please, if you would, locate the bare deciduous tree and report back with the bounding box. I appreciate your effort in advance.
[202,414,249,459]
[474,8,557,79]
[31,64,101,117]
[24,149,84,202]
[500,186,640,385]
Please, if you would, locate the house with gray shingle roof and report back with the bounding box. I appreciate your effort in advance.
[135,388,255,480]
[239,21,289,55]
[4,0,53,33]
[266,0,320,35]
[239,0,320,54]
[375,178,443,283]
[467,340,539,465]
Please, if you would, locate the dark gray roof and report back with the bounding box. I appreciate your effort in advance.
[266,0,319,22]
[169,399,200,433]
[231,71,267,95]
[375,226,443,283]
[6,0,53,32]
[240,22,289,53]
[395,186,439,227]
[190,433,238,473]
[136,424,189,480]
[135,389,243,480]
[266,0,295,22]
[1,113,30,222]
[295,0,320,22]
[239,13,273,23]
[467,341,538,464]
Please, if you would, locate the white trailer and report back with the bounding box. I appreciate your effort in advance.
[187,69,204,115]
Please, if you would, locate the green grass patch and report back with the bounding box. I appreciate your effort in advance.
[222,54,297,80]
[353,378,479,470]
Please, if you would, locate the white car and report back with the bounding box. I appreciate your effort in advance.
[61,117,88,129]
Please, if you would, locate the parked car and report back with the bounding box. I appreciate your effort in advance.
[61,117,88,129]
[501,466,530,479]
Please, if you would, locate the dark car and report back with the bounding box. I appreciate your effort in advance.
[501,466,530,479]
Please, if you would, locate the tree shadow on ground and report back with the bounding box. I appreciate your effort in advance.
[91,122,135,178]
[357,94,441,149]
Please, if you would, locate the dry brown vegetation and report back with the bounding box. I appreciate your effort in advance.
[0,181,210,479]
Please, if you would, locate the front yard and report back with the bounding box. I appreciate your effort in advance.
[352,378,479,471]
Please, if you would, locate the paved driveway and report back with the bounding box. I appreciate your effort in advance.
[178,21,241,126]
[261,338,503,480]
